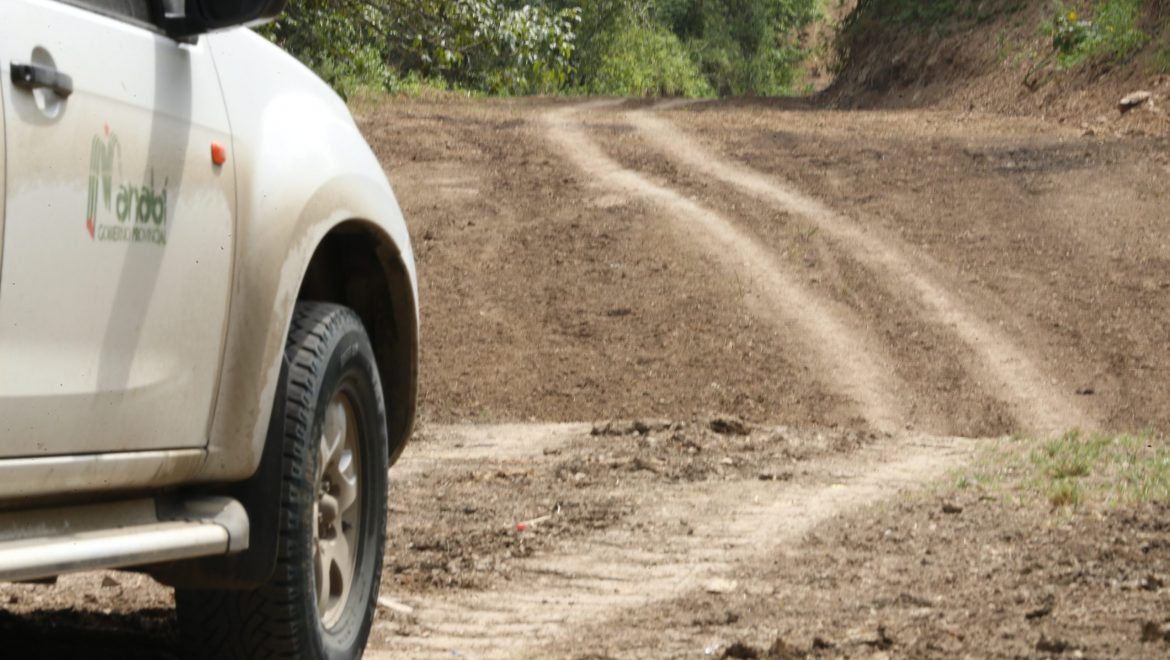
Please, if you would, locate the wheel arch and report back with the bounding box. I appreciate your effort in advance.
[201,169,417,484]
[296,219,418,466]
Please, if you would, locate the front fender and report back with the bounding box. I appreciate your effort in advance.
[195,30,416,482]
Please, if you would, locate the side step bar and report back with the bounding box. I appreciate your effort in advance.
[0,496,249,583]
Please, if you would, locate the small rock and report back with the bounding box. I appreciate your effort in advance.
[1119,90,1152,113]
[895,592,933,608]
[592,419,671,436]
[1026,601,1054,620]
[1140,621,1170,643]
[864,626,896,651]
[1036,635,1071,654]
[100,576,120,589]
[721,642,760,659]
[1075,387,1095,396]
[766,637,807,659]
[377,596,415,615]
[631,457,661,473]
[941,503,963,515]
[704,578,738,594]
[1138,575,1163,592]
[710,416,751,436]
[633,419,672,435]
[591,420,637,436]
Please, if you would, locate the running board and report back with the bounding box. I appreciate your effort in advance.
[0,496,249,583]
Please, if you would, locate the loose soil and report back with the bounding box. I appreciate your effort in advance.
[541,483,1170,659]
[3,96,1169,658]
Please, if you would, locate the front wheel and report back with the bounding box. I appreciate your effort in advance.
[177,302,389,660]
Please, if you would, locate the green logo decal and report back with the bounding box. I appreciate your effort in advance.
[86,125,168,246]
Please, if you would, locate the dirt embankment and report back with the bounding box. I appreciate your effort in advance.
[829,0,1170,135]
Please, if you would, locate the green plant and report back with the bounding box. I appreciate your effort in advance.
[260,0,580,96]
[1034,431,1103,480]
[956,432,1170,511]
[1049,1,1150,68]
[663,0,821,96]
[1052,9,1095,56]
[1030,431,1103,507]
[584,17,713,96]
[262,0,824,97]
[995,29,1010,61]
[1027,432,1169,509]
[1149,41,1170,73]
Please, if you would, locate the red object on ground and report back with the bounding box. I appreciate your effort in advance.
[211,142,227,166]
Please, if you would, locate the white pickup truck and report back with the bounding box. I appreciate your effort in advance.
[0,1,418,658]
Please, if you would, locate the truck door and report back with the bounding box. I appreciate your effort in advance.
[0,0,236,457]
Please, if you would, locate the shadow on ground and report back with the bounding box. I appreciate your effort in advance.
[0,608,178,659]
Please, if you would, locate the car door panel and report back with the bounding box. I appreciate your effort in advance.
[0,0,236,457]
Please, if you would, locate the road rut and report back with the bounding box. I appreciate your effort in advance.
[626,107,1091,435]
[545,102,906,433]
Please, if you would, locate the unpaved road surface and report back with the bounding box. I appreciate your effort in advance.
[3,98,1169,658]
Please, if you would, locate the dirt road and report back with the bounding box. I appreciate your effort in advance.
[3,98,1168,658]
[383,97,1168,437]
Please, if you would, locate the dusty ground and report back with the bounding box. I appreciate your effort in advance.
[2,97,1169,658]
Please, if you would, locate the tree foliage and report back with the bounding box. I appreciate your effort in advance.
[260,0,579,95]
[658,0,819,95]
[259,0,820,97]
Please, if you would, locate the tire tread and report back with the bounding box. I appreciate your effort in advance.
[177,302,383,660]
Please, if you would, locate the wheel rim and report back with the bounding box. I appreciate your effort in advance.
[313,389,362,629]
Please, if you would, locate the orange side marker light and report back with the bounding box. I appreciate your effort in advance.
[211,142,227,166]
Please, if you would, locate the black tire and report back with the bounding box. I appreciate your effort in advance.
[177,302,389,660]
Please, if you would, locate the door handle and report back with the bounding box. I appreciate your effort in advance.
[10,62,73,98]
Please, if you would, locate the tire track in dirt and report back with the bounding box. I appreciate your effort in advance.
[371,426,975,659]
[543,102,904,434]
[625,108,1092,435]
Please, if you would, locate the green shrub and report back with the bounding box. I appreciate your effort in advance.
[256,1,400,96]
[660,0,820,96]
[261,0,821,97]
[584,18,713,96]
[1049,1,1150,67]
[260,0,579,96]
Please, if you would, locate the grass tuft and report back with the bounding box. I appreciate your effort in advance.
[958,431,1170,512]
